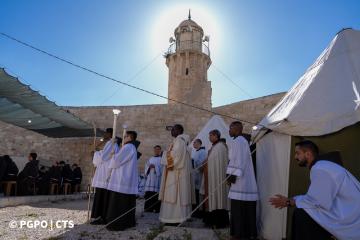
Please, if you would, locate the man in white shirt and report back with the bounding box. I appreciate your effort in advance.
[144,145,163,213]
[227,121,258,240]
[105,131,139,231]
[270,140,360,240]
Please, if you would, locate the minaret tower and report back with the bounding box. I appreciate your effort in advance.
[165,11,212,110]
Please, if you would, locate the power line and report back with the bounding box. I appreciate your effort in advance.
[0,32,262,127]
[213,64,254,98]
[99,53,162,105]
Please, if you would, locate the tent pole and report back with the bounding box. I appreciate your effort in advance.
[87,124,97,222]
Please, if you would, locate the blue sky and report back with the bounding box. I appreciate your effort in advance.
[0,0,359,107]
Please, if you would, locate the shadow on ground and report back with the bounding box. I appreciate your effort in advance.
[50,208,228,240]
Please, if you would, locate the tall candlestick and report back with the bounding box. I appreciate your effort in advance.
[122,124,128,147]
[112,109,121,139]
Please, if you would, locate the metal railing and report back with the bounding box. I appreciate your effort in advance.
[164,40,210,57]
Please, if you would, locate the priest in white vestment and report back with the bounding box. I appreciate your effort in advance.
[90,128,119,225]
[105,131,139,231]
[159,124,194,224]
[144,145,163,213]
[201,129,230,228]
[270,140,360,240]
[227,122,258,240]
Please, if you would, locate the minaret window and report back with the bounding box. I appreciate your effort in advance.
[186,68,189,75]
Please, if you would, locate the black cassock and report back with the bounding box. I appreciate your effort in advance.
[230,200,257,239]
[17,160,39,195]
[72,167,82,185]
[37,170,49,195]
[91,187,110,221]
[291,208,332,240]
[0,155,18,181]
[144,191,161,213]
[203,209,229,228]
[0,156,19,195]
[104,190,136,231]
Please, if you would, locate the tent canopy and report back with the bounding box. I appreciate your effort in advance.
[252,28,360,240]
[254,28,360,139]
[191,115,232,151]
[0,68,101,138]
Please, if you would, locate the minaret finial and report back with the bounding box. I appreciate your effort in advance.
[188,9,191,20]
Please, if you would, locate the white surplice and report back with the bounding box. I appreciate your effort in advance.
[192,147,207,190]
[227,136,258,201]
[107,143,138,195]
[294,160,360,240]
[159,134,194,223]
[92,139,119,189]
[144,156,162,192]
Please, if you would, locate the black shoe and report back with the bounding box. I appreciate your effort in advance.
[106,226,123,231]
[164,223,179,226]
[90,218,105,225]
[106,225,130,231]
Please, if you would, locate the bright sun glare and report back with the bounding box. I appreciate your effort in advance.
[150,4,222,58]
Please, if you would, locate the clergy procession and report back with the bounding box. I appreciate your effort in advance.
[2,2,360,240]
[89,121,261,240]
[89,117,360,240]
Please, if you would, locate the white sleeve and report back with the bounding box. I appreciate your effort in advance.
[101,140,118,162]
[294,167,342,211]
[194,150,206,168]
[200,150,207,163]
[227,140,250,177]
[108,144,135,169]
[193,152,199,168]
[144,160,150,176]
[155,160,162,177]
[92,151,102,166]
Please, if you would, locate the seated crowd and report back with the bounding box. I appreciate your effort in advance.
[0,152,82,196]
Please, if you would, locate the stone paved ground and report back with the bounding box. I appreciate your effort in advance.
[0,199,230,240]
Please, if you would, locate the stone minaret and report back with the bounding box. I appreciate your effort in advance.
[165,11,212,110]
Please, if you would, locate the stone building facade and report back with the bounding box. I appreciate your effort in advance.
[0,93,284,190]
[0,16,286,190]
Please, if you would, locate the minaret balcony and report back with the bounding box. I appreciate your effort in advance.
[164,41,210,57]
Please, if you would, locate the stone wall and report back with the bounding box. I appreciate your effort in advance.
[67,104,212,170]
[0,92,285,191]
[0,120,94,190]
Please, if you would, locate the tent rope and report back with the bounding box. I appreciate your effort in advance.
[94,159,209,232]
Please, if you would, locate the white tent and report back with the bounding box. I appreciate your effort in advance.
[191,115,232,151]
[11,156,27,172]
[252,28,360,239]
